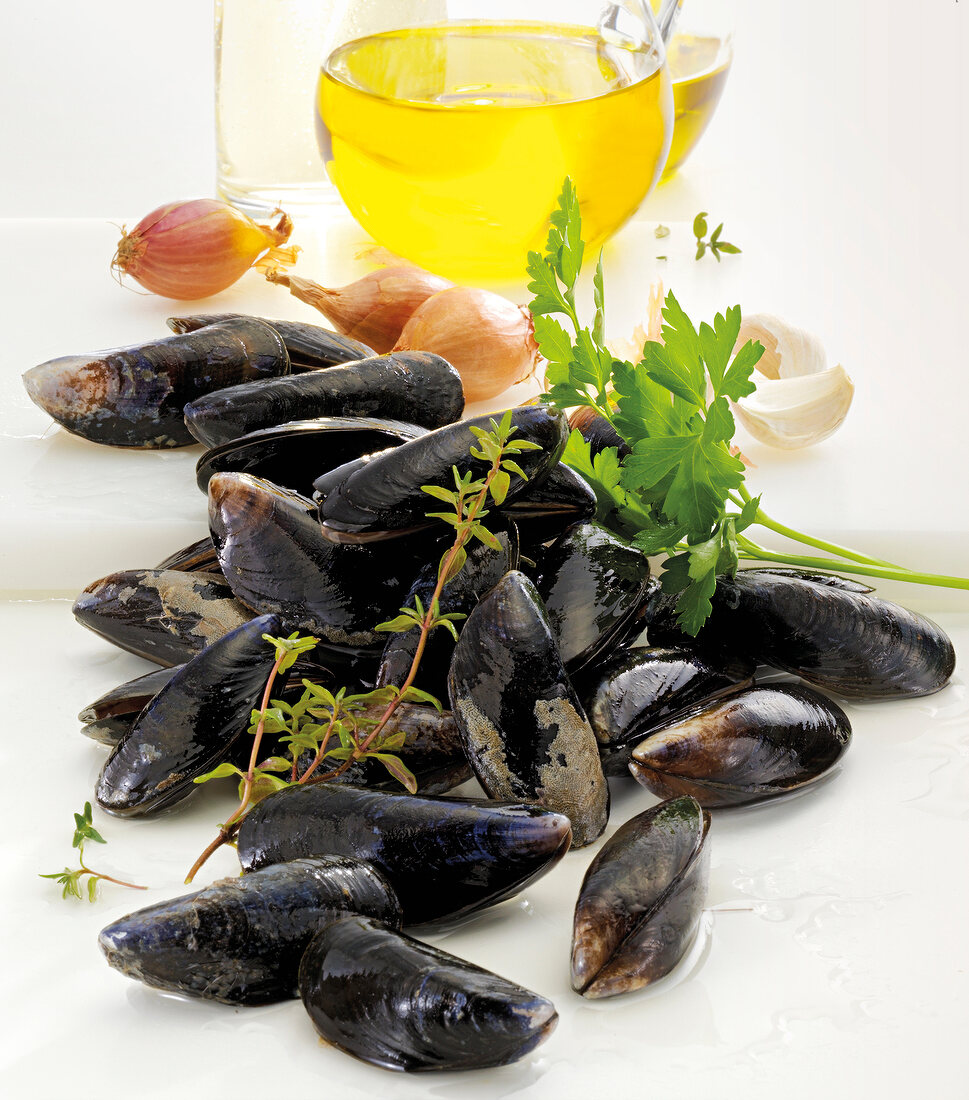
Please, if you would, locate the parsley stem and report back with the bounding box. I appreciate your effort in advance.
[736,540,969,589]
[731,487,904,569]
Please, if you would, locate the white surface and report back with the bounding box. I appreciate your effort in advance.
[2,2,969,1098]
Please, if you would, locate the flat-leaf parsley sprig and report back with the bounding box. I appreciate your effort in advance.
[527,180,969,634]
[40,802,146,902]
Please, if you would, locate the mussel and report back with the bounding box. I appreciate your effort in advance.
[448,570,609,847]
[167,313,375,369]
[505,463,598,548]
[23,317,289,448]
[183,352,464,448]
[534,521,652,672]
[318,406,568,543]
[568,407,631,459]
[376,525,519,702]
[96,613,281,816]
[645,568,956,699]
[579,646,755,776]
[208,472,433,650]
[195,415,426,498]
[628,683,852,807]
[299,915,558,1072]
[571,796,710,998]
[154,535,222,574]
[99,857,401,1005]
[73,568,252,667]
[237,782,572,925]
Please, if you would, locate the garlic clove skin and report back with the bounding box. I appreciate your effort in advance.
[733,363,854,449]
[735,313,827,381]
[732,313,853,448]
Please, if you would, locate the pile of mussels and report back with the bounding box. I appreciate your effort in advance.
[27,315,958,1073]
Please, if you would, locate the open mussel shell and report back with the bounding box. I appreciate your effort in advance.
[318,406,568,543]
[628,683,852,808]
[195,415,426,497]
[99,857,401,1005]
[183,351,463,448]
[571,796,710,999]
[376,524,519,701]
[23,317,289,448]
[209,471,431,650]
[96,613,281,816]
[579,647,756,776]
[645,568,957,699]
[78,665,181,723]
[167,313,375,369]
[448,570,609,848]
[505,463,597,548]
[534,521,651,672]
[299,915,558,1072]
[73,568,252,667]
[236,782,572,926]
[154,535,222,574]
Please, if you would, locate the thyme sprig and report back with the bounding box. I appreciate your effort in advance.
[185,413,536,883]
[40,802,146,902]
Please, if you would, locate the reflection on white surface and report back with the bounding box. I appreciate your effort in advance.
[3,599,967,1098]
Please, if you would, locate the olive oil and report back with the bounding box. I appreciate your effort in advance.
[316,22,671,279]
[664,34,732,177]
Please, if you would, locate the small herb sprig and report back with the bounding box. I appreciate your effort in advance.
[693,211,741,262]
[185,413,537,883]
[528,180,969,635]
[40,802,146,902]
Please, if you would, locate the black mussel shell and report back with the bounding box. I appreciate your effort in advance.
[645,568,957,699]
[579,646,755,776]
[628,683,852,807]
[208,472,431,650]
[237,783,572,926]
[568,408,631,459]
[299,915,558,1072]
[448,570,609,847]
[330,753,472,795]
[23,317,289,448]
[96,613,281,815]
[534,522,651,672]
[167,313,375,369]
[154,535,222,573]
[195,415,426,497]
[506,463,598,548]
[99,857,401,1005]
[318,406,568,543]
[376,525,519,702]
[183,352,464,448]
[571,796,710,998]
[73,569,253,667]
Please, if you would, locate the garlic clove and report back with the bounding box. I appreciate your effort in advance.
[733,363,854,449]
[736,314,826,381]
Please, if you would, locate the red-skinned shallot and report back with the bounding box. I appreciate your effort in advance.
[113,199,297,300]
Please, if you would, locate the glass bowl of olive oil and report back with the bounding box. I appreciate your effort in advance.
[657,0,734,177]
[315,2,672,279]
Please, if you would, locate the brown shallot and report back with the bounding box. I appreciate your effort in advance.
[393,286,541,404]
[266,267,453,353]
[113,199,297,300]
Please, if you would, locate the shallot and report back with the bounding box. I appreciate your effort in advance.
[113,199,297,300]
[393,286,541,404]
[266,267,453,353]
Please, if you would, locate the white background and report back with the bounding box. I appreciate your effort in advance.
[1,3,968,1099]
